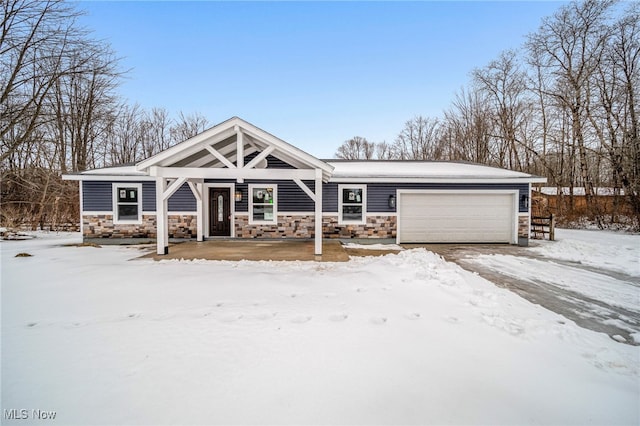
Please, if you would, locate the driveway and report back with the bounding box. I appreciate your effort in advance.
[412,243,640,346]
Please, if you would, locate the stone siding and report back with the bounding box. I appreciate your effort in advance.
[235,215,315,238]
[234,214,397,239]
[322,215,397,239]
[518,215,530,238]
[83,214,196,239]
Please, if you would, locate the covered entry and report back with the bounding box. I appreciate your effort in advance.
[397,190,517,244]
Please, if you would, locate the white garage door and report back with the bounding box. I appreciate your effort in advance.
[398,192,515,243]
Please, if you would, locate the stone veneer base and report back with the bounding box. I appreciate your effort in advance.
[83,213,527,243]
[234,215,396,239]
[82,214,196,239]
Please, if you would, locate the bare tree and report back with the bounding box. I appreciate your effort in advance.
[1,0,94,165]
[392,116,443,160]
[526,0,615,226]
[170,111,209,143]
[442,88,492,163]
[472,50,530,170]
[335,136,376,159]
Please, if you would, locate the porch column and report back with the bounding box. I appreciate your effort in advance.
[188,180,204,242]
[156,177,168,255]
[314,168,323,256]
[196,182,204,242]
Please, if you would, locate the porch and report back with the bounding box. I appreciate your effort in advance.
[138,239,401,262]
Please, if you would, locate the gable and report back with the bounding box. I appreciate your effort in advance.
[135,117,333,182]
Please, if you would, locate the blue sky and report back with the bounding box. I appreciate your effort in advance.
[78,1,565,158]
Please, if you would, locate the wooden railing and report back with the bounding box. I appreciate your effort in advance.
[531,214,555,241]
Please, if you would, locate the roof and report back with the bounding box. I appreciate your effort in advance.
[135,116,334,182]
[64,160,546,184]
[326,160,546,183]
[61,116,545,184]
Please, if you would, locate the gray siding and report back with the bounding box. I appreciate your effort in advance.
[84,179,530,215]
[243,153,296,169]
[142,182,155,212]
[168,183,196,211]
[82,181,113,211]
[323,182,530,213]
[83,181,195,213]
[233,180,315,213]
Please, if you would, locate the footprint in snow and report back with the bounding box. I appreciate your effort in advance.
[355,288,366,293]
[406,312,421,320]
[127,313,141,319]
[445,316,460,324]
[369,317,387,325]
[218,314,243,323]
[290,315,312,324]
[26,322,38,328]
[323,292,337,298]
[329,313,348,322]
[253,312,278,320]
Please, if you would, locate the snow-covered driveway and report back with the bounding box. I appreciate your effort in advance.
[448,229,640,345]
[1,232,638,425]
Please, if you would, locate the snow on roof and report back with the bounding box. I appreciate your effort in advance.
[79,165,146,176]
[326,160,540,180]
[64,160,545,182]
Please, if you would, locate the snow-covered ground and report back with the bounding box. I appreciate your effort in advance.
[466,228,640,343]
[2,231,638,425]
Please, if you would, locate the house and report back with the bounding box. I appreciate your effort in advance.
[63,117,546,255]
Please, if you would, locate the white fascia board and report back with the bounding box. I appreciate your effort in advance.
[149,166,317,180]
[62,174,155,181]
[329,177,547,184]
[136,122,237,170]
[238,122,334,177]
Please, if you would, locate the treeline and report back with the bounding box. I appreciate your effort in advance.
[2,0,638,230]
[1,0,209,228]
[335,0,639,228]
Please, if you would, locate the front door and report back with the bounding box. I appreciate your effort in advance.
[210,188,231,236]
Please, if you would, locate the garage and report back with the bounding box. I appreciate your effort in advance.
[397,190,517,243]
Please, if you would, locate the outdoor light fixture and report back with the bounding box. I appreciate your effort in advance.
[234,190,243,202]
[388,194,396,209]
[520,194,529,210]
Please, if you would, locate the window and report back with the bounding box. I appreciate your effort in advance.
[339,185,366,224]
[112,183,142,224]
[249,184,277,224]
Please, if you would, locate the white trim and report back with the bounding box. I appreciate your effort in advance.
[293,178,316,202]
[162,177,188,201]
[245,146,275,169]
[79,181,84,236]
[366,212,398,217]
[63,174,155,182]
[248,184,278,225]
[329,177,547,184]
[395,189,519,245]
[112,183,143,225]
[205,145,236,169]
[338,184,367,225]
[149,166,317,180]
[314,168,323,255]
[135,117,334,181]
[82,211,206,216]
[204,183,236,238]
[82,211,114,216]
